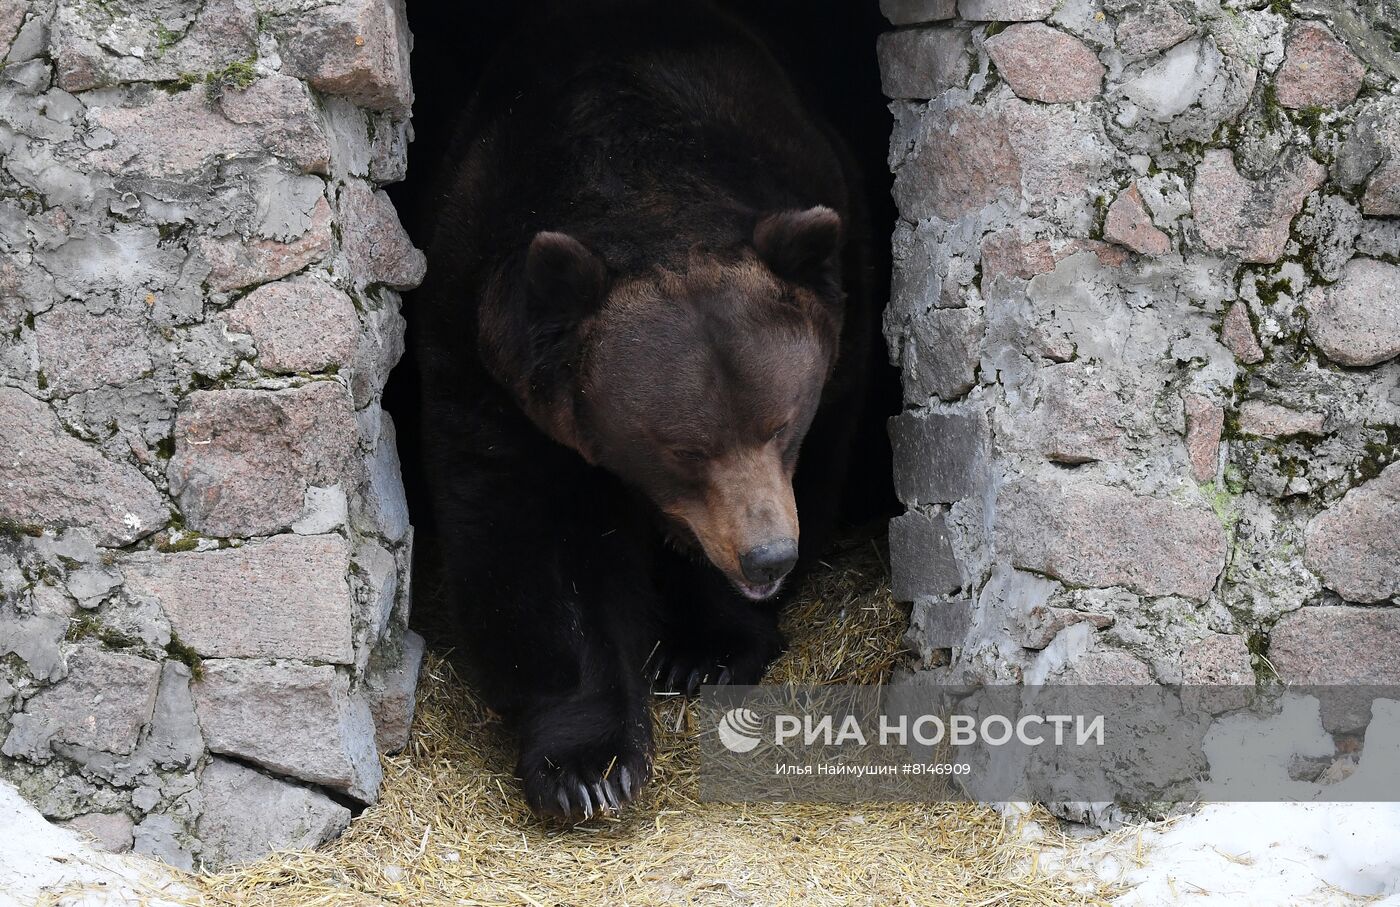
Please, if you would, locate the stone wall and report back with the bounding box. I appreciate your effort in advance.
[880,0,1399,818]
[0,0,424,868]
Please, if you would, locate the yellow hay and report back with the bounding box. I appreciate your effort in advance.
[74,534,1122,906]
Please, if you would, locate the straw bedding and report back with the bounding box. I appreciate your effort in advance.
[76,534,1123,906]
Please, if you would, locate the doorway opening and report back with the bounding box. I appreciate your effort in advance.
[382,0,902,638]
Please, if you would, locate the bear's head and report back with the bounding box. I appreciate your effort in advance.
[480,207,844,600]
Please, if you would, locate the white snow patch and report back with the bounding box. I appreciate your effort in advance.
[1031,697,1400,904]
[0,782,188,907]
[1121,803,1400,905]
[1032,803,1400,906]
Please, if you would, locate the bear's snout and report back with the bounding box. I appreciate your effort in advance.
[740,538,798,586]
[658,447,801,601]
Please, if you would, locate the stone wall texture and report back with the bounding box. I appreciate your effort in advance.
[7,0,1397,862]
[0,0,424,868]
[881,0,1400,822]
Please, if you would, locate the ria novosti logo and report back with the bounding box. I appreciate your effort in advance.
[717,707,765,753]
[716,706,1105,752]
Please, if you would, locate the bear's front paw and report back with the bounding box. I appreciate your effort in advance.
[517,702,653,821]
[649,631,780,696]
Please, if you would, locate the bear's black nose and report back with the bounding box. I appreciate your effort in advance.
[740,538,799,585]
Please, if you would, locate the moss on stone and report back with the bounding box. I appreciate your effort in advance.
[1246,629,1280,684]
[64,613,136,649]
[204,58,258,100]
[153,23,180,58]
[1200,481,1240,529]
[1290,104,1328,138]
[157,535,201,553]
[1210,118,1241,149]
[1356,426,1400,484]
[0,521,44,539]
[160,72,202,94]
[1176,138,1211,160]
[1276,452,1307,481]
[165,634,204,679]
[100,628,139,649]
[159,57,259,98]
[1221,372,1253,441]
[1258,83,1287,132]
[64,612,96,642]
[1090,193,1110,239]
[1254,275,1292,307]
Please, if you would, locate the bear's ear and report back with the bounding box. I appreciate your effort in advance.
[525,231,607,320]
[753,206,842,287]
[479,231,607,452]
[521,230,607,373]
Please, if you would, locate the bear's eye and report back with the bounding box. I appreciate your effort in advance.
[770,423,789,441]
[672,448,708,464]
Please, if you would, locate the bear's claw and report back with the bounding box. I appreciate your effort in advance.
[655,659,717,696]
[650,644,769,696]
[520,732,651,822]
[649,609,782,697]
[528,768,641,821]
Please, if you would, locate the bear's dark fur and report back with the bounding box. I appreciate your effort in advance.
[410,0,872,819]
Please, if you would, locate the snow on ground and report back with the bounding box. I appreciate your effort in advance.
[1032,695,1400,905]
[1115,803,1400,906]
[0,783,187,907]
[1031,802,1400,906]
[3,778,1398,906]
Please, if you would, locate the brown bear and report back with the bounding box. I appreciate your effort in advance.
[409,0,871,819]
